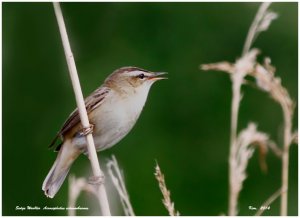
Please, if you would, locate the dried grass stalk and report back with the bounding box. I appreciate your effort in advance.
[154,163,180,216]
[230,123,276,215]
[201,2,297,216]
[242,2,278,55]
[106,155,135,216]
[68,175,97,216]
[202,49,295,215]
[52,3,111,215]
[250,59,294,215]
[201,2,296,215]
[201,48,265,216]
[255,188,286,216]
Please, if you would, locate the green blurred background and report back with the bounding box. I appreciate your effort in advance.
[3,2,298,216]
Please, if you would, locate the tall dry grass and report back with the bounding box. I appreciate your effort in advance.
[154,162,180,216]
[201,2,296,216]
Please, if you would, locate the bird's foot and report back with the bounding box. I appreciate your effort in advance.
[88,175,104,185]
[79,124,94,136]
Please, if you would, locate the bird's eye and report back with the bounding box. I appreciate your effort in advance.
[137,73,145,79]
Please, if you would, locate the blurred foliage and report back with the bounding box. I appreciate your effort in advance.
[3,2,297,216]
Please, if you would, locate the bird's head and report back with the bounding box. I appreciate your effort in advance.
[105,66,167,94]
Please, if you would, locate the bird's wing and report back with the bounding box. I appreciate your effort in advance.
[49,86,111,149]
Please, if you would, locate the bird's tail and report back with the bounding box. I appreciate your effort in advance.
[42,140,80,198]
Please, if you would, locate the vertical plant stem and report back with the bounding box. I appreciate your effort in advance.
[107,156,135,216]
[68,176,77,216]
[242,2,271,56]
[229,3,273,215]
[228,81,241,216]
[280,106,292,216]
[53,3,111,215]
[255,188,283,216]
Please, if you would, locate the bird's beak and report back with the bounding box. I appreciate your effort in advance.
[148,72,168,81]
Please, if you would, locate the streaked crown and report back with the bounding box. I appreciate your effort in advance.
[105,66,167,89]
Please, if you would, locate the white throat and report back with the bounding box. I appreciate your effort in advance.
[124,82,153,118]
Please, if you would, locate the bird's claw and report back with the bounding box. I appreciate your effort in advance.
[79,124,94,136]
[88,175,104,185]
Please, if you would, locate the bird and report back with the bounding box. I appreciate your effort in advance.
[42,66,167,198]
